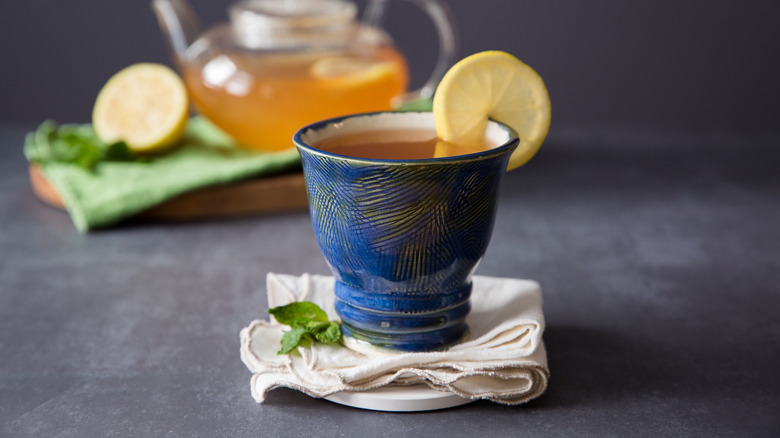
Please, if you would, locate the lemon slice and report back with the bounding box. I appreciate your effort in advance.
[310,56,395,83]
[433,139,491,158]
[433,51,551,170]
[92,63,188,153]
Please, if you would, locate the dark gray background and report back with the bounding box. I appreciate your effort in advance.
[1,0,779,127]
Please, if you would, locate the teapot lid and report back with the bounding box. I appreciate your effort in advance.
[230,0,357,31]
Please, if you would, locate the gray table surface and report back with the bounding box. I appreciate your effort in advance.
[1,122,778,437]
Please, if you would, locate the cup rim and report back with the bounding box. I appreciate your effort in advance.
[293,111,519,166]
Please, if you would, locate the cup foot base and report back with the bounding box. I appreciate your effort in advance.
[339,322,469,353]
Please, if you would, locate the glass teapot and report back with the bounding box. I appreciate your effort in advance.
[152,0,457,151]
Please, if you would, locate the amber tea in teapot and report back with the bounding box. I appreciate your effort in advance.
[182,48,408,151]
[154,0,456,152]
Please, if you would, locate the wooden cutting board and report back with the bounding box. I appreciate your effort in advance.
[28,165,309,220]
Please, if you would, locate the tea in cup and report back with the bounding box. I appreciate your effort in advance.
[294,112,518,352]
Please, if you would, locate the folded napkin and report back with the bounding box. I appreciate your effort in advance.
[24,117,301,232]
[240,273,549,406]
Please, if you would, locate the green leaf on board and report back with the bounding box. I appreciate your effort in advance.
[25,120,149,171]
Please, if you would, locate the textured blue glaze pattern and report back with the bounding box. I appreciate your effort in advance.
[295,112,518,351]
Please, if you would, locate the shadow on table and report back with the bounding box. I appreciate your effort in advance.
[529,325,687,408]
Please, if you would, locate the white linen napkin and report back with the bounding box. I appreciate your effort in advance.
[240,273,549,405]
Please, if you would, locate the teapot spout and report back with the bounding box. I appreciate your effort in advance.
[152,0,202,63]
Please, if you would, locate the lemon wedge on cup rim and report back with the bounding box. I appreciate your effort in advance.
[433,51,551,170]
[92,63,188,153]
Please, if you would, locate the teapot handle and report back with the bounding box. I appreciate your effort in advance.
[363,0,458,104]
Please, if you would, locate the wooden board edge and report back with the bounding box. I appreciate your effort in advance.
[28,165,309,220]
[29,164,66,209]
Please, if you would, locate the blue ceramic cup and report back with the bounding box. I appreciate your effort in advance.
[294,112,518,352]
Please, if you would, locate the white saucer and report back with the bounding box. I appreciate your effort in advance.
[324,384,473,412]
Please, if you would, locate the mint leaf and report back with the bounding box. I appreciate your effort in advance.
[103,141,136,161]
[54,130,103,168]
[25,120,150,171]
[278,326,308,355]
[268,302,328,326]
[268,301,341,354]
[311,321,341,344]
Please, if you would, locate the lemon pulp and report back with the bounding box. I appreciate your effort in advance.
[92,63,188,153]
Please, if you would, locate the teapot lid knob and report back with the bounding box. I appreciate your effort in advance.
[230,0,357,31]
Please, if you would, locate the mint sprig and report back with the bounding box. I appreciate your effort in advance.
[25,120,148,171]
[268,302,342,355]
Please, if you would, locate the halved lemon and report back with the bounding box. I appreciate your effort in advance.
[433,51,551,170]
[92,63,188,153]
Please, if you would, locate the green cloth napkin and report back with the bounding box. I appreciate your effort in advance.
[24,117,301,232]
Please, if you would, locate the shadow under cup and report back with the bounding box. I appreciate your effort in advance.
[294,112,518,352]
